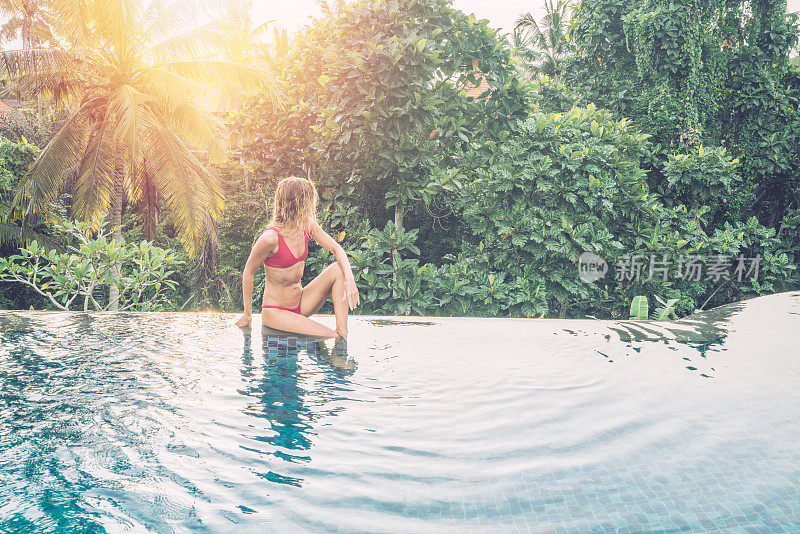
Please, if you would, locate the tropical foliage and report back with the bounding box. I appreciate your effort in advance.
[0,0,799,319]
[0,137,44,246]
[1,0,281,256]
[514,0,574,80]
[0,217,180,311]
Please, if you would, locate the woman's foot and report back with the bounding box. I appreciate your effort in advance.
[333,335,347,352]
[327,336,355,370]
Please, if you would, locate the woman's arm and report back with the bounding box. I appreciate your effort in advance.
[309,221,361,310]
[235,231,277,327]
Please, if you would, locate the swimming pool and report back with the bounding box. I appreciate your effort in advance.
[1,292,799,532]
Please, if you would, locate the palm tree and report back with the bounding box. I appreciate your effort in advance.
[202,0,277,112]
[1,0,282,309]
[0,188,57,250]
[509,27,542,82]
[0,0,54,47]
[515,0,575,81]
[0,0,56,126]
[264,26,290,69]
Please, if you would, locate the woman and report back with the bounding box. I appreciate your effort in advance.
[235,176,359,339]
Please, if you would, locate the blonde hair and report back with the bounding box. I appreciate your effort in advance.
[268,176,319,231]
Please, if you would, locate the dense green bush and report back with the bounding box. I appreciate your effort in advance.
[452,105,653,318]
[0,218,181,311]
[0,138,53,309]
[0,137,43,237]
[295,102,797,319]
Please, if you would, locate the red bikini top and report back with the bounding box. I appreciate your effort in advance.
[263,226,309,268]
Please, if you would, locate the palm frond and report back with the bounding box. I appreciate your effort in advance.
[141,0,199,43]
[29,17,56,46]
[72,106,117,221]
[141,118,224,256]
[91,0,142,50]
[208,0,252,30]
[0,0,25,13]
[0,222,60,249]
[162,60,284,104]
[12,102,92,216]
[273,27,289,55]
[2,67,97,104]
[166,100,227,160]
[0,16,24,43]
[251,19,274,40]
[2,190,26,223]
[47,0,92,45]
[136,66,195,113]
[0,47,92,77]
[107,83,157,168]
[142,22,234,66]
[515,12,543,39]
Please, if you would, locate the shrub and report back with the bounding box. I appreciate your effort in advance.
[0,218,181,311]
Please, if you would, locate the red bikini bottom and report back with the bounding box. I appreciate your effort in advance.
[262,296,302,315]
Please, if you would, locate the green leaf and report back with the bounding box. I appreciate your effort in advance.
[629,296,649,320]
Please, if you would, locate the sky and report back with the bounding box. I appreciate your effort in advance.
[2,1,800,48]
[260,1,547,37]
[260,0,800,38]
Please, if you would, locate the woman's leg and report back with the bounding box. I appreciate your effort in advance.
[261,307,337,338]
[313,336,355,371]
[299,263,349,338]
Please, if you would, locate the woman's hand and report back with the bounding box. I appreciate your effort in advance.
[235,312,252,328]
[308,221,360,311]
[343,273,360,310]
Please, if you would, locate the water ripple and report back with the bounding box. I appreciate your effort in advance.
[1,292,799,532]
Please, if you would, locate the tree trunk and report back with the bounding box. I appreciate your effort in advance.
[108,165,124,311]
[391,203,404,298]
[394,203,404,229]
[241,155,249,190]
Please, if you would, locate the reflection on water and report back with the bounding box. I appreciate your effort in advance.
[238,332,355,488]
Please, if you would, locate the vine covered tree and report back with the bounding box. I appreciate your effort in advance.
[565,0,800,224]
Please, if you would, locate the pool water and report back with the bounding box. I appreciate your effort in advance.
[1,292,799,533]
